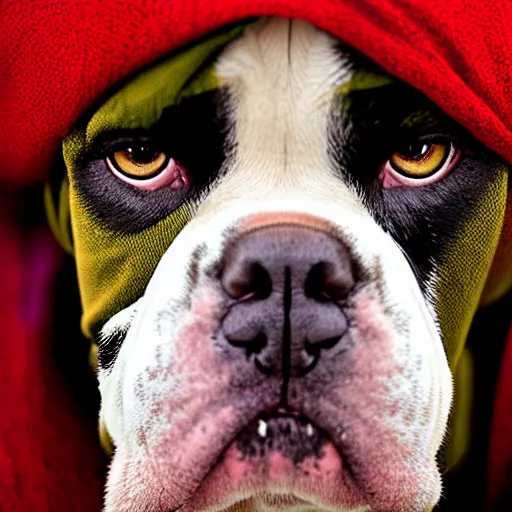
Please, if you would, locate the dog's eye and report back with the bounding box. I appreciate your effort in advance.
[381,141,460,188]
[106,146,188,191]
[391,142,448,177]
[109,147,168,178]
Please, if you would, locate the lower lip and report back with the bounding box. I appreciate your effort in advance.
[181,435,362,512]
[152,411,367,511]
[222,434,344,482]
[218,413,348,486]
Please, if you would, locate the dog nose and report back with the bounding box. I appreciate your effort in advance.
[219,225,354,377]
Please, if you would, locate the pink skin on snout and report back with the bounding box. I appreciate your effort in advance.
[290,292,442,511]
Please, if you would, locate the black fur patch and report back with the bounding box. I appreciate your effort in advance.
[73,89,233,234]
[327,80,507,293]
[98,327,128,371]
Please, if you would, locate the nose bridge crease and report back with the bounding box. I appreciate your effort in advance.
[283,19,293,186]
[282,266,292,405]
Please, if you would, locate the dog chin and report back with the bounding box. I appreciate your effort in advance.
[184,447,361,512]
[106,416,441,512]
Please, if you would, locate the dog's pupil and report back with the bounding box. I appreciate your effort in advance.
[128,146,159,164]
[402,142,430,160]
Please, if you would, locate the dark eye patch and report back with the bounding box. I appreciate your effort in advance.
[331,82,470,184]
[73,89,232,234]
[328,81,508,290]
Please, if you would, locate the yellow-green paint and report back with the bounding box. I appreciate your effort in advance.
[86,24,248,144]
[337,69,394,96]
[62,25,249,338]
[434,166,508,368]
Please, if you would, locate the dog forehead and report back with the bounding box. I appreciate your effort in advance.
[194,18,370,218]
[217,18,347,87]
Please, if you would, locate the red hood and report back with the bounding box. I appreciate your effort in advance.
[1,0,512,186]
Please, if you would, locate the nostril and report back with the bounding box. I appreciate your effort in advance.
[221,261,272,300]
[304,260,354,302]
[224,331,275,375]
[225,332,267,357]
[295,349,318,377]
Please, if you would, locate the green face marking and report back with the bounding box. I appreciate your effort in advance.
[337,68,394,111]
[434,167,508,366]
[337,69,394,96]
[61,24,250,339]
[400,110,437,129]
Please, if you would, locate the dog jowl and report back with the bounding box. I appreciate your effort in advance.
[60,18,509,512]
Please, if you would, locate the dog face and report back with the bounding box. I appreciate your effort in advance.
[62,18,509,512]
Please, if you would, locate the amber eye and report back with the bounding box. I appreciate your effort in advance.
[107,146,169,179]
[390,142,450,178]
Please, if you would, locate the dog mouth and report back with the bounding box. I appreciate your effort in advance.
[138,383,440,512]
[163,405,363,512]
[234,408,328,465]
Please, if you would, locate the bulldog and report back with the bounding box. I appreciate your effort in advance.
[57,18,509,512]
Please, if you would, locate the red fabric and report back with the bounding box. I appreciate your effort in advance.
[0,194,104,512]
[2,0,512,187]
[488,324,512,510]
[1,1,512,510]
